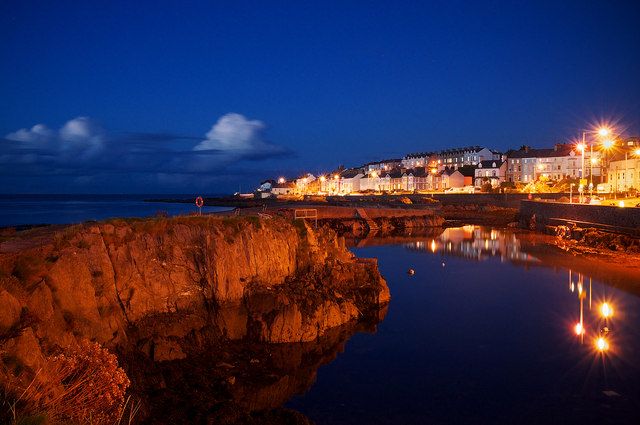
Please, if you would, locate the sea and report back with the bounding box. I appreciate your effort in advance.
[0,194,231,227]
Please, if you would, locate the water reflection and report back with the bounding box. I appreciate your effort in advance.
[125,303,387,424]
[292,228,640,424]
[567,269,617,355]
[404,225,539,263]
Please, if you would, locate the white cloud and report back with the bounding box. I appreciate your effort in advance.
[1,113,291,190]
[4,117,105,159]
[59,117,105,156]
[6,124,55,143]
[194,113,266,153]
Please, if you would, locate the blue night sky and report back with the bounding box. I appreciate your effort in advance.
[1,0,639,193]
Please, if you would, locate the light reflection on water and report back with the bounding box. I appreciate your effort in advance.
[405,225,539,263]
[289,226,640,424]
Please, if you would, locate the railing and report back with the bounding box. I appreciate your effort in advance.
[294,208,318,228]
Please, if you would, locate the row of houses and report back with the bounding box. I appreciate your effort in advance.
[266,159,507,195]
[262,139,640,196]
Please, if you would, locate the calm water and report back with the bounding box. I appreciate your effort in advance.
[0,194,230,227]
[287,227,640,424]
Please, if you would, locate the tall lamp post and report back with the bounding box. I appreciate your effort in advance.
[576,141,586,203]
[601,138,615,198]
[578,127,614,198]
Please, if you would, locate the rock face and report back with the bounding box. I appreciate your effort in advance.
[0,216,390,422]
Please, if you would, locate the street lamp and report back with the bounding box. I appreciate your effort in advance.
[601,139,615,197]
[577,126,613,196]
[576,142,586,202]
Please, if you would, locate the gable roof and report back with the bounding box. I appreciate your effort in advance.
[340,169,362,178]
[457,165,477,176]
[506,144,576,159]
[388,169,404,178]
[410,167,428,177]
[478,160,504,168]
[404,151,435,159]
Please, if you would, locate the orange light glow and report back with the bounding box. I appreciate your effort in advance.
[598,127,611,137]
[576,143,585,152]
[602,139,614,149]
[574,323,584,336]
[600,302,613,318]
[596,337,609,352]
[278,177,285,184]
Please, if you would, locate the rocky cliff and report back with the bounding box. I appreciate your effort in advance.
[0,215,389,423]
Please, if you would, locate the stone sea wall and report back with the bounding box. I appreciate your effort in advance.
[519,200,640,235]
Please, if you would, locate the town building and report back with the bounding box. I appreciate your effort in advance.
[295,173,316,194]
[339,169,364,193]
[505,144,602,184]
[258,179,275,192]
[401,152,433,169]
[362,158,402,173]
[435,146,500,170]
[271,181,296,196]
[606,138,640,193]
[440,168,466,189]
[474,160,507,187]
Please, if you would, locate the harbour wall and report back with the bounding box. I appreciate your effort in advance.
[326,193,567,209]
[519,200,640,236]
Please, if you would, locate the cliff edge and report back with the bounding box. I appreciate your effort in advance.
[0,215,389,422]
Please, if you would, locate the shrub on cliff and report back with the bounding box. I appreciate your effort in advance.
[3,340,131,424]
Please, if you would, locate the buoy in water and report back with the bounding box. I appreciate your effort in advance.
[407,268,415,276]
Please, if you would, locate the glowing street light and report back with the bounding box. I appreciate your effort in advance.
[319,175,326,182]
[602,139,615,150]
[278,177,286,184]
[596,337,609,352]
[600,302,613,318]
[574,322,585,336]
[598,127,611,138]
[577,125,616,195]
